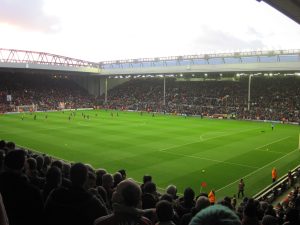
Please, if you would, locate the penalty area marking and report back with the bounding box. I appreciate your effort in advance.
[215,147,299,193]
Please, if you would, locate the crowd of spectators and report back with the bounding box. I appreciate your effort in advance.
[103,76,300,122]
[0,73,96,113]
[0,140,299,225]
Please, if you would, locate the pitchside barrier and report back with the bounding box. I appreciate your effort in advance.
[253,165,300,203]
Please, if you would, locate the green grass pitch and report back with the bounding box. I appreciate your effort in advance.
[1,110,299,198]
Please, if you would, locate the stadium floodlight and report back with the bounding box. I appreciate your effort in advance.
[269,73,273,77]
[192,74,195,77]
[236,73,240,77]
[204,73,208,77]
[220,73,223,77]
[180,73,183,77]
[295,72,300,76]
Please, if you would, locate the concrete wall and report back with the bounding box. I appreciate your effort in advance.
[99,78,129,96]
[71,75,129,97]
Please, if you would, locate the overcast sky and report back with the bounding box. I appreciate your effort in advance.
[0,0,300,62]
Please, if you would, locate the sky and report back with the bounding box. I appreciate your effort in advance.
[0,0,300,62]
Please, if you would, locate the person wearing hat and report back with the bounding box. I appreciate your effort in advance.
[189,204,241,225]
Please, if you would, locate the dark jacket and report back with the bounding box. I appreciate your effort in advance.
[44,186,107,225]
[0,171,44,225]
[94,203,152,225]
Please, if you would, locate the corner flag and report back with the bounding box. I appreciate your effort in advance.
[201,182,207,188]
[200,181,207,193]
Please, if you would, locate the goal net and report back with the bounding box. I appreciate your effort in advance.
[16,104,38,112]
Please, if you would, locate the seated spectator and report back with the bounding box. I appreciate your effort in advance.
[113,172,123,188]
[0,150,44,225]
[175,187,195,218]
[283,208,299,225]
[166,184,178,200]
[96,169,107,186]
[180,196,210,225]
[189,204,241,225]
[261,215,278,225]
[94,179,152,225]
[42,166,62,201]
[102,173,115,208]
[155,200,175,225]
[242,198,260,225]
[142,182,159,209]
[141,175,152,192]
[118,169,126,180]
[35,155,44,176]
[25,157,45,189]
[44,162,107,225]
[86,171,97,189]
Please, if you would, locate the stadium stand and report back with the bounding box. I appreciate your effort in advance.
[0,73,96,113]
[102,76,300,122]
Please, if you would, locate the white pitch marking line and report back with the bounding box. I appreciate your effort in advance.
[160,127,260,153]
[255,136,290,150]
[215,148,299,193]
[254,149,285,154]
[160,150,259,169]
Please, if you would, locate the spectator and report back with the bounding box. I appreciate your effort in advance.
[0,150,44,225]
[261,215,278,225]
[166,184,178,200]
[42,166,62,201]
[44,163,107,225]
[118,169,126,180]
[96,169,107,186]
[180,196,210,225]
[189,204,241,225]
[156,200,175,225]
[176,187,195,218]
[113,172,123,188]
[94,179,152,225]
[141,175,152,192]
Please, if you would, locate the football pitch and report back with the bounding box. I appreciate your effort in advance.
[1,110,300,198]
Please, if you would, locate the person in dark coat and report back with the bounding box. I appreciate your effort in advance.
[0,150,44,225]
[94,179,152,225]
[44,162,107,225]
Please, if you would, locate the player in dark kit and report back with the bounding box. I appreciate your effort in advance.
[238,179,245,198]
[34,115,37,120]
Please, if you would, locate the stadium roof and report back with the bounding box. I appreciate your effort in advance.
[258,0,300,25]
[0,48,299,77]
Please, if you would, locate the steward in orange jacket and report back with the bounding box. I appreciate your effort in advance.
[208,190,216,205]
[272,167,277,182]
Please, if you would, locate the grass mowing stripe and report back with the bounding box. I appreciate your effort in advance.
[254,149,285,154]
[255,136,291,150]
[215,148,299,193]
[159,126,261,154]
[159,150,259,169]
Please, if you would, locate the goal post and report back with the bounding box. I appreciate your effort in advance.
[16,104,38,113]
